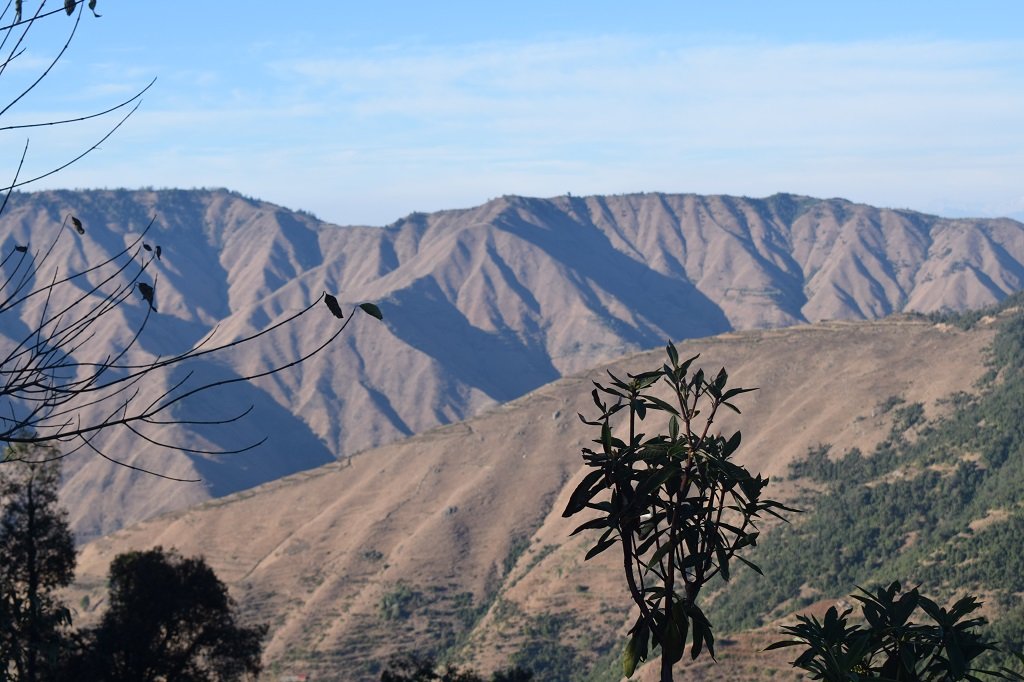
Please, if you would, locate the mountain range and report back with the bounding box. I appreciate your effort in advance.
[1,188,1022,540]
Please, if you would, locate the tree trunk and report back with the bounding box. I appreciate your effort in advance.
[26,471,38,682]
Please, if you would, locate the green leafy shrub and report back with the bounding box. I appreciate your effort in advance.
[768,582,1024,681]
[380,582,423,621]
[564,342,795,680]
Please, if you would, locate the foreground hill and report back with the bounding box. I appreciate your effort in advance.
[71,315,997,680]
[2,189,1021,538]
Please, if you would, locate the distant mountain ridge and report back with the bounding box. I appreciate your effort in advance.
[1,188,1021,537]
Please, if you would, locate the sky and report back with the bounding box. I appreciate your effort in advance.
[3,1,1024,226]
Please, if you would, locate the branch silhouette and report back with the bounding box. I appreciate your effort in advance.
[0,3,381,479]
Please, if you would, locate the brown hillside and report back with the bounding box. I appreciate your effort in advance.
[70,316,994,680]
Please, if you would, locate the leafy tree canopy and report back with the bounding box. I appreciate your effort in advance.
[66,547,265,682]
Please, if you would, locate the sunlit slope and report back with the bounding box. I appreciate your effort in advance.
[71,317,994,680]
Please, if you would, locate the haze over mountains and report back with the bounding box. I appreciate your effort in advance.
[2,188,1022,538]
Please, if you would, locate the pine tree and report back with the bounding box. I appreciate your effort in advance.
[0,449,76,682]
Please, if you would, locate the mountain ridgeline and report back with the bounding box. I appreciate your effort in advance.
[1,188,1022,537]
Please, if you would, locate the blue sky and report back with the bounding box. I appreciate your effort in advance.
[4,1,1024,225]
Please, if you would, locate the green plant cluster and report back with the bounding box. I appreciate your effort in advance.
[379,653,532,681]
[710,293,1024,670]
[380,582,424,621]
[923,290,1024,331]
[565,343,795,680]
[508,613,581,681]
[768,582,1022,681]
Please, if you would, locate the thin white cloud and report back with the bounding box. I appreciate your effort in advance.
[260,37,1024,152]
[15,34,1024,225]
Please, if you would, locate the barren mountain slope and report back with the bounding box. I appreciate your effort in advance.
[2,189,1020,537]
[71,317,995,680]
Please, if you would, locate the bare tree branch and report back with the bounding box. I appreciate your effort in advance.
[0,3,380,480]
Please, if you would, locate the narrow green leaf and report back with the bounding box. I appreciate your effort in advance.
[763,640,802,651]
[635,467,675,499]
[606,370,631,390]
[722,386,757,400]
[666,342,679,366]
[649,534,682,566]
[562,469,606,517]
[946,638,968,678]
[672,599,689,640]
[690,619,705,660]
[635,531,660,555]
[714,367,728,392]
[570,516,609,536]
[634,617,651,662]
[723,430,742,457]
[733,532,759,550]
[584,535,618,561]
[689,605,716,660]
[662,620,685,665]
[633,370,663,387]
[734,554,763,576]
[680,354,700,375]
[715,543,730,581]
[600,422,614,457]
[644,394,680,415]
[623,633,640,677]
